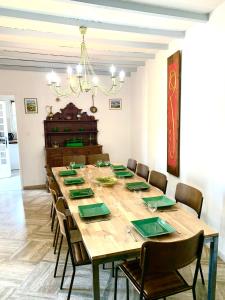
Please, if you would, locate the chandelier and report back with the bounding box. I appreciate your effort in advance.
[46,26,125,98]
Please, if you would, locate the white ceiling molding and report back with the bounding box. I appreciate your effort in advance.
[72,0,209,21]
[0,7,185,38]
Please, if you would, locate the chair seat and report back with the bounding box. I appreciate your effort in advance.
[120,259,191,299]
[72,241,91,265]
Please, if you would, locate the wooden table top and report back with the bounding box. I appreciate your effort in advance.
[52,165,218,261]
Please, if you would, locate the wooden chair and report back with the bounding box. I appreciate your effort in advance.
[87,153,110,165]
[175,182,205,284]
[55,199,91,300]
[63,154,86,166]
[149,170,168,194]
[136,163,149,181]
[127,158,137,172]
[114,230,204,300]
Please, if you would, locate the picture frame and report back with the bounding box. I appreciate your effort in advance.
[167,50,181,177]
[109,98,122,110]
[24,98,38,114]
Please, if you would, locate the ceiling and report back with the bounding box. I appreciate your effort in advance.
[0,0,223,77]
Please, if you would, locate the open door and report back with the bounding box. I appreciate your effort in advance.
[0,101,11,178]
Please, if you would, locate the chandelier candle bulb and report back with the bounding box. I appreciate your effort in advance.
[110,65,116,77]
[119,70,125,82]
[76,64,83,77]
[92,76,99,87]
[46,26,125,97]
[67,66,73,77]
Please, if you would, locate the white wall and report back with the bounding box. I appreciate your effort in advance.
[130,2,225,259]
[0,71,131,187]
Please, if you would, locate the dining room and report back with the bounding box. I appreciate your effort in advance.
[0,0,225,299]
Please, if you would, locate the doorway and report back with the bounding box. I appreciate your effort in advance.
[0,96,21,191]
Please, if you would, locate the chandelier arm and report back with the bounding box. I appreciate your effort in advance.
[50,85,75,98]
[69,77,81,96]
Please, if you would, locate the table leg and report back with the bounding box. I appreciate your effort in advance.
[208,235,218,300]
[92,261,100,300]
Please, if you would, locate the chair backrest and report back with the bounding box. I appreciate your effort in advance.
[55,198,67,238]
[136,163,149,181]
[175,183,203,218]
[127,158,137,172]
[87,153,110,165]
[63,154,86,166]
[140,230,204,276]
[45,164,53,176]
[149,170,168,194]
[49,181,61,205]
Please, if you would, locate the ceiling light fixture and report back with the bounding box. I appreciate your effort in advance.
[46,26,125,98]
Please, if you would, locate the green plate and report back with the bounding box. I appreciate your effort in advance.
[78,203,110,218]
[64,177,85,185]
[142,195,176,208]
[95,161,111,167]
[126,181,150,191]
[131,217,176,238]
[69,188,94,199]
[114,171,134,178]
[111,165,127,170]
[59,170,77,176]
[70,163,85,169]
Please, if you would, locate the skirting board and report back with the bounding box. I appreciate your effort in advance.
[23,184,46,190]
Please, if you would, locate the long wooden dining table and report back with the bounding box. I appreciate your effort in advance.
[52,165,219,300]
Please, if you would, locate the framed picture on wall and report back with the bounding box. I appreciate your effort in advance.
[24,98,38,114]
[109,98,122,110]
[167,50,181,177]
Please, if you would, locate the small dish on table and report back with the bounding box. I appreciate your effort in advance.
[95,176,118,187]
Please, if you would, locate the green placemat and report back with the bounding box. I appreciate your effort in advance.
[59,169,77,176]
[78,203,110,218]
[69,188,94,199]
[64,177,85,185]
[131,217,175,238]
[114,170,134,178]
[126,181,150,191]
[111,165,127,170]
[142,195,176,208]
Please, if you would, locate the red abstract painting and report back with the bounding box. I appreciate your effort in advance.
[167,51,181,177]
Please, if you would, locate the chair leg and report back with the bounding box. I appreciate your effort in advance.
[51,208,56,232]
[112,261,115,277]
[60,248,69,289]
[53,221,59,247]
[126,278,129,300]
[199,263,205,285]
[54,235,63,277]
[54,224,60,254]
[50,202,53,218]
[192,288,196,300]
[114,266,119,300]
[67,268,75,300]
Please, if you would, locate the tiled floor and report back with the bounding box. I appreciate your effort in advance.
[0,187,224,299]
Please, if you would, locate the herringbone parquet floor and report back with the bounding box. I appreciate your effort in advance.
[0,188,224,299]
